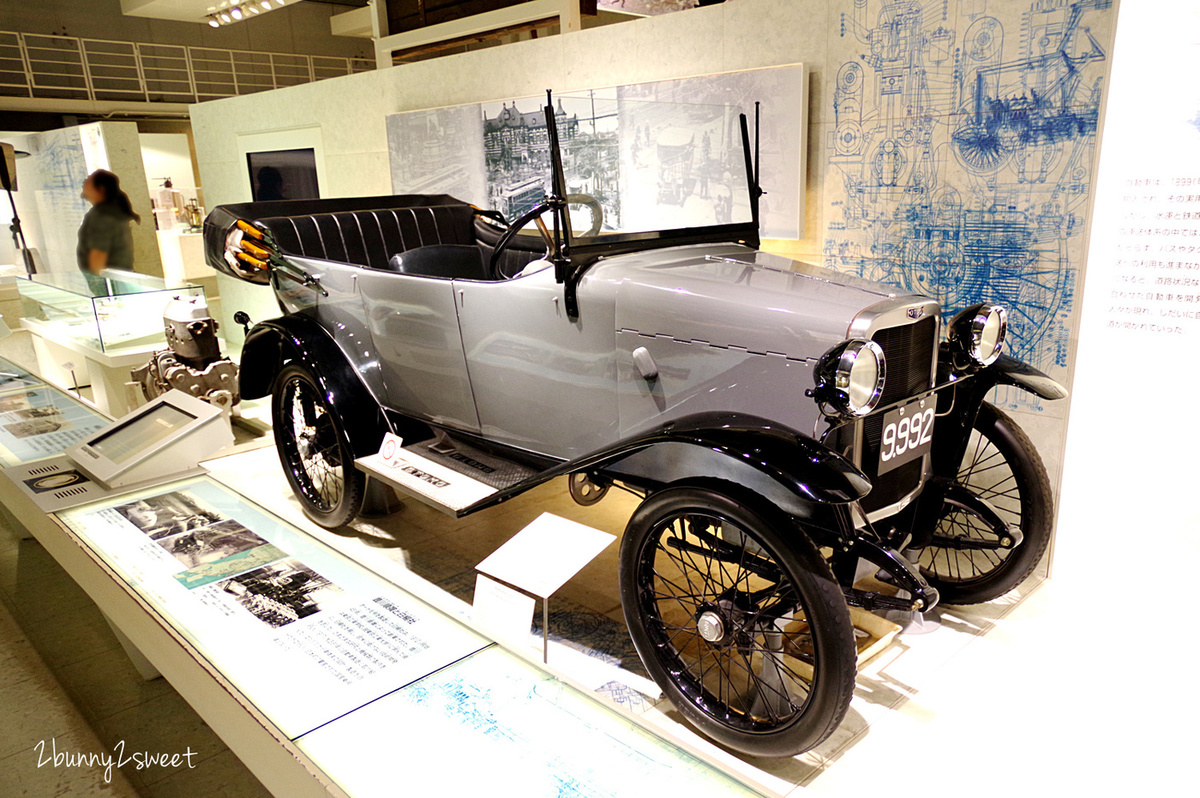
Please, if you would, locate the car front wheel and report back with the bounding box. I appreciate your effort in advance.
[619,483,857,758]
[915,402,1052,604]
[272,363,365,528]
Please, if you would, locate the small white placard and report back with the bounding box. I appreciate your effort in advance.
[476,512,616,600]
[472,574,536,644]
[378,432,404,467]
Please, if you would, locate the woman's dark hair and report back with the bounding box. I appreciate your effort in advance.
[87,169,141,224]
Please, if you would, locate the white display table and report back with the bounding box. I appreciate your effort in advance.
[23,316,156,416]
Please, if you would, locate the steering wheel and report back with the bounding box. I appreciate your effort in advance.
[487,193,604,279]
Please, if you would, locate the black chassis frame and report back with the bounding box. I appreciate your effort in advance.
[240,310,1065,616]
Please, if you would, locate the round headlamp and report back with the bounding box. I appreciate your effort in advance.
[813,339,886,417]
[949,303,1008,366]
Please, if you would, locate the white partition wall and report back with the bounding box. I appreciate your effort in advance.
[1058,3,1200,586]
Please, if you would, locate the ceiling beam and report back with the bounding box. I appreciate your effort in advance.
[0,96,191,118]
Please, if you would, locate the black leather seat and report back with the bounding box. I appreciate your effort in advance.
[258,204,477,272]
[250,198,548,281]
[388,245,489,281]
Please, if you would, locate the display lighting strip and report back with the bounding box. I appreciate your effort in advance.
[207,0,292,27]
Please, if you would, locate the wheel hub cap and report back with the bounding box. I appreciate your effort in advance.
[697,611,725,643]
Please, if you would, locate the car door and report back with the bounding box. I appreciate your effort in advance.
[453,266,619,460]
[357,269,481,433]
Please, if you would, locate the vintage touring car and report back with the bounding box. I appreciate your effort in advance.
[205,97,1064,757]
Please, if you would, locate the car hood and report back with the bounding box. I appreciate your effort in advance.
[591,244,923,361]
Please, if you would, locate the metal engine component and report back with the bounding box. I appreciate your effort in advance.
[132,296,240,410]
[164,294,221,362]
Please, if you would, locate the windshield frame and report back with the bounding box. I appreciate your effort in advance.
[541,93,762,316]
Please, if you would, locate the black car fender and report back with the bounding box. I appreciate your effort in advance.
[927,351,1066,473]
[905,351,1067,548]
[587,413,872,518]
[239,316,390,458]
[988,354,1068,401]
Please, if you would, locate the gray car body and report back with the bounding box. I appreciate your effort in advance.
[275,241,936,467]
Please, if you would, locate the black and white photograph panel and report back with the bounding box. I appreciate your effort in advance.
[3,418,70,438]
[112,491,227,541]
[481,90,621,229]
[385,65,806,240]
[598,0,697,13]
[218,558,344,629]
[156,519,270,570]
[616,66,806,238]
[0,391,37,413]
[386,102,487,203]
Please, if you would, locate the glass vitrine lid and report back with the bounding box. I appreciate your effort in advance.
[20,269,197,298]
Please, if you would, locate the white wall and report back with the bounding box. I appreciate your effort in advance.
[1053,0,1198,780]
[139,132,197,201]
[1060,0,1200,568]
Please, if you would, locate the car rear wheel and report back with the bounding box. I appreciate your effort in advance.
[272,363,365,528]
[915,403,1052,604]
[619,483,857,757]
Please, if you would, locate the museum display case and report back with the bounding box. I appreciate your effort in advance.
[17,270,205,353]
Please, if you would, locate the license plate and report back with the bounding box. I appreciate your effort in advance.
[877,396,935,475]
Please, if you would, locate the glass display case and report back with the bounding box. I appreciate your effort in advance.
[17,270,205,353]
[0,355,110,465]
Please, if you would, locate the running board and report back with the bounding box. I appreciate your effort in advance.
[355,438,536,517]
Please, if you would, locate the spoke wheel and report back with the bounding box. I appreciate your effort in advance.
[619,483,856,757]
[917,403,1052,604]
[272,364,365,528]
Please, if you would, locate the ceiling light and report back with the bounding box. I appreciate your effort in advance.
[261,1,270,8]
[208,18,220,27]
[231,7,242,19]
[249,6,259,13]
[219,12,231,22]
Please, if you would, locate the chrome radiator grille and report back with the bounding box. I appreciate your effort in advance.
[860,315,937,513]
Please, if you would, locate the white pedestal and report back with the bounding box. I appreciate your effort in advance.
[28,330,86,390]
[157,230,209,284]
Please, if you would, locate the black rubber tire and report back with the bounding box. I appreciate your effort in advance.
[619,482,857,758]
[918,403,1052,605]
[271,363,365,528]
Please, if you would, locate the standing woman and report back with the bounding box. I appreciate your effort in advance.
[77,170,139,287]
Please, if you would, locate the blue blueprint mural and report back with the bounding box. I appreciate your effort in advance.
[8,126,91,272]
[824,0,1114,397]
